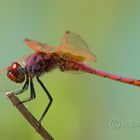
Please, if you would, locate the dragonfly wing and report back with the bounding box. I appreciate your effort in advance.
[24,39,56,53]
[57,31,97,62]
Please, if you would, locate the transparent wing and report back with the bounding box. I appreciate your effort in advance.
[24,32,96,62]
[0,67,24,93]
[56,31,97,62]
[24,39,56,53]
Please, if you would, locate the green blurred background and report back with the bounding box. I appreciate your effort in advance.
[0,0,140,140]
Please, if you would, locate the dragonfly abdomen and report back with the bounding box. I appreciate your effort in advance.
[72,61,140,87]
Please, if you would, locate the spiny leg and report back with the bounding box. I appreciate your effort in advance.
[18,77,36,104]
[36,77,53,123]
[15,77,29,95]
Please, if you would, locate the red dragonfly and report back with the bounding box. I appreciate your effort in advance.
[1,31,140,123]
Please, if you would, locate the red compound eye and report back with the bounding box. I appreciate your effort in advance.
[7,71,17,81]
[7,62,25,83]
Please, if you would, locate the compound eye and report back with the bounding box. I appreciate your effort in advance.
[7,62,25,83]
[7,71,16,82]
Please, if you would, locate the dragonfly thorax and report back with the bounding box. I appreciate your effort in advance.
[7,62,26,83]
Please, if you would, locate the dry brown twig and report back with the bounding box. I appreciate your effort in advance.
[6,92,54,140]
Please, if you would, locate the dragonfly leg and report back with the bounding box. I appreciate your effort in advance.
[36,77,53,123]
[17,77,36,104]
[14,77,29,95]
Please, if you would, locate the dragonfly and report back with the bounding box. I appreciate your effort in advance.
[1,31,140,124]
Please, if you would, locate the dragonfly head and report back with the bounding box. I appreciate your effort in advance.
[7,62,25,83]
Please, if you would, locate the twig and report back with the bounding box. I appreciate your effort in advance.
[6,92,54,140]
